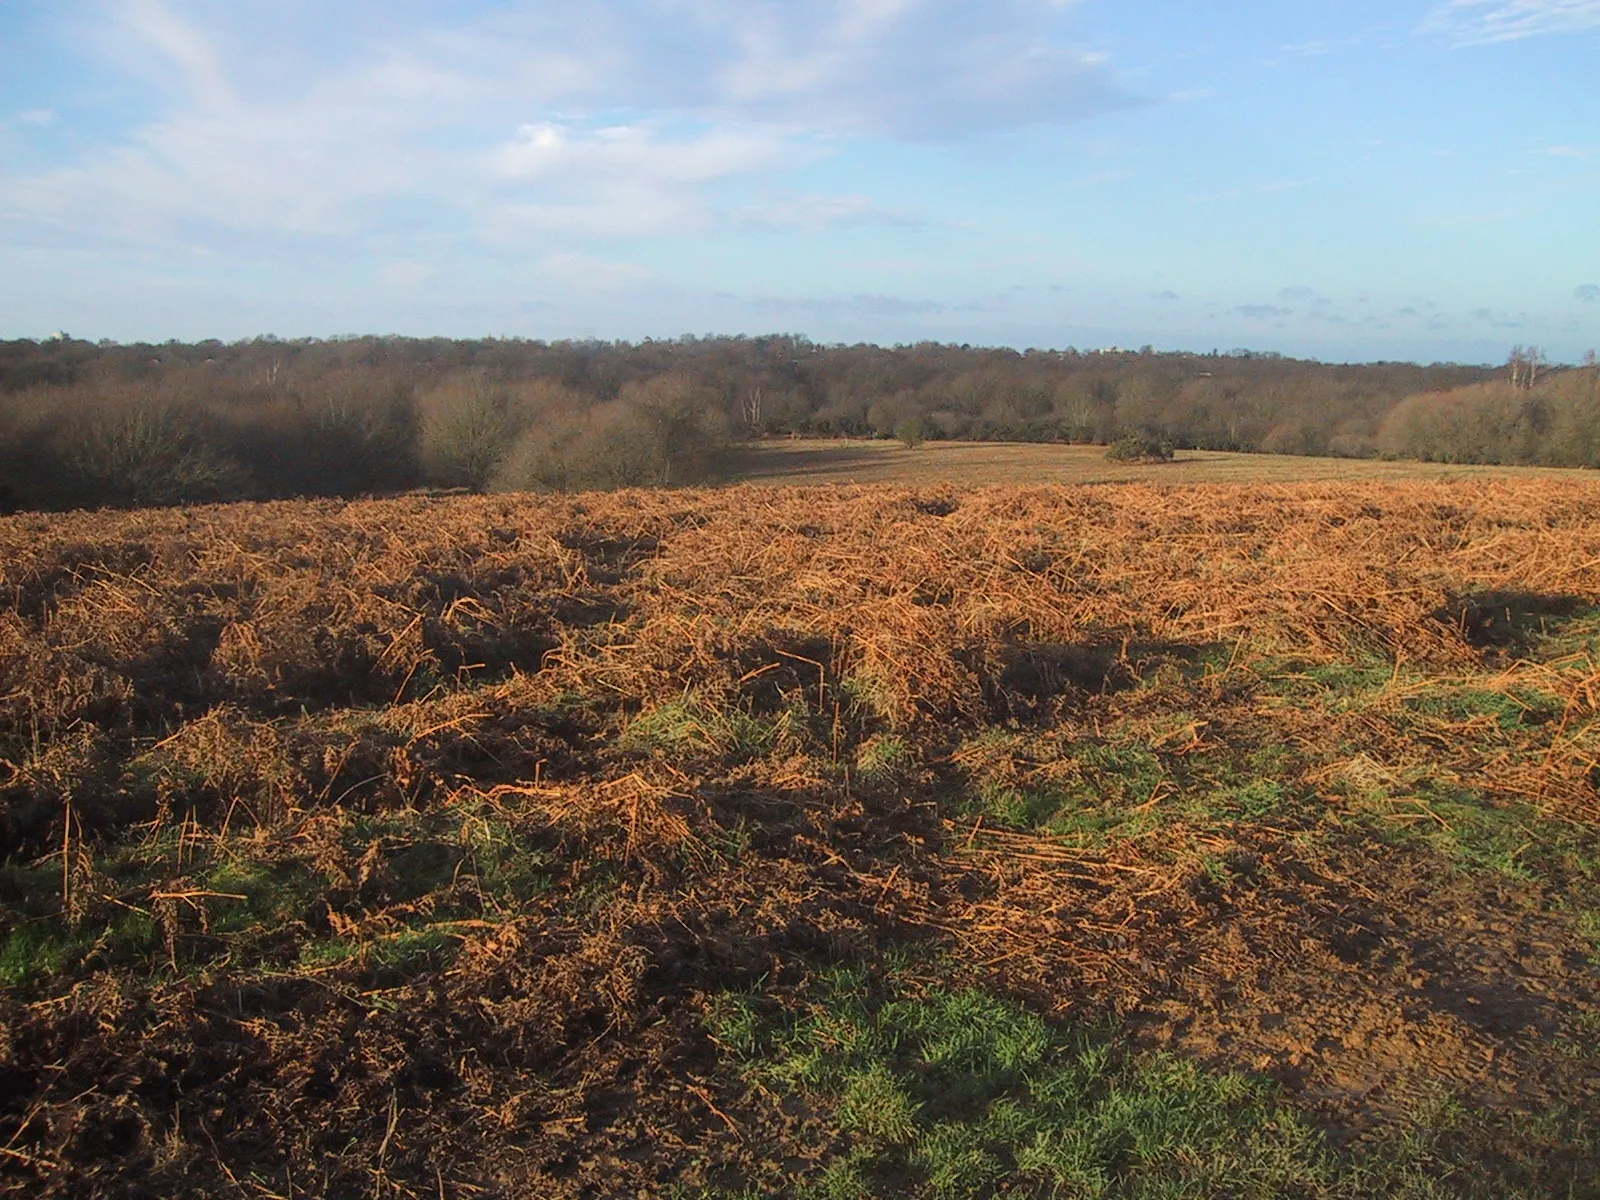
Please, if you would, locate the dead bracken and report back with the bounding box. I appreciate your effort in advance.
[1,478,1599,1198]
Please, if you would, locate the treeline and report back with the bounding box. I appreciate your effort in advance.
[0,332,1585,511]
[1378,367,1600,467]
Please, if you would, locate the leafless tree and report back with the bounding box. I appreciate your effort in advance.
[1508,345,1545,391]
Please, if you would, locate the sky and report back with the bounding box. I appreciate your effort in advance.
[0,1,1597,362]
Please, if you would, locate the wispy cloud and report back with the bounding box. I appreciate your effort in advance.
[675,0,1140,138]
[1232,304,1292,319]
[1538,144,1599,160]
[0,0,1136,255]
[118,0,233,105]
[483,120,793,237]
[1577,284,1600,303]
[1421,0,1600,44]
[493,122,785,187]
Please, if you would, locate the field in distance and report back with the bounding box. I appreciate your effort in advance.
[738,437,1587,486]
[2,478,1600,1198]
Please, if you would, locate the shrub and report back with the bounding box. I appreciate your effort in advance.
[58,394,245,508]
[893,417,927,449]
[417,375,520,491]
[1105,431,1174,463]
[1260,421,1329,457]
[231,370,419,497]
[494,374,731,492]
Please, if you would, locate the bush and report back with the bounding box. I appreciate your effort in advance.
[494,374,731,493]
[417,376,520,491]
[893,417,927,449]
[231,371,419,497]
[1106,432,1174,463]
[59,395,245,508]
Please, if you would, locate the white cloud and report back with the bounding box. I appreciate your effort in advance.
[1421,0,1600,44]
[670,0,1135,137]
[494,122,785,186]
[0,0,1132,256]
[118,0,232,105]
[3,55,467,237]
[479,121,802,239]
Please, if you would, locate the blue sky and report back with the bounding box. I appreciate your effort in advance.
[1,0,1596,362]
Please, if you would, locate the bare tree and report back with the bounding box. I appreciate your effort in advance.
[740,385,764,434]
[1508,345,1545,391]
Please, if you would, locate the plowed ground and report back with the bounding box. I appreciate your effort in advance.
[2,479,1599,1198]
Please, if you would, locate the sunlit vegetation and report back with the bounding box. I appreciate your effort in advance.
[3,479,1599,1195]
[9,333,1593,514]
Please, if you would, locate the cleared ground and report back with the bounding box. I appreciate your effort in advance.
[2,479,1600,1198]
[738,438,1587,486]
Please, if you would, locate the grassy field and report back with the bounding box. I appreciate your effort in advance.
[3,478,1600,1197]
[738,439,1590,486]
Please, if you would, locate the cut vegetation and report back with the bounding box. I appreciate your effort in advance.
[2,478,1599,1197]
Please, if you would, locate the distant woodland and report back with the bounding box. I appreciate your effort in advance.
[1,334,1596,511]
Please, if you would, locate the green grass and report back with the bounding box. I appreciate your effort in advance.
[949,728,1316,843]
[950,733,1172,841]
[0,801,570,991]
[1338,776,1599,886]
[854,734,911,786]
[707,967,1600,1200]
[1246,656,1404,714]
[710,968,1336,1199]
[840,672,902,727]
[1576,909,1600,962]
[0,910,158,986]
[1400,686,1564,733]
[622,695,779,762]
[299,923,463,973]
[1205,778,1291,821]
[960,781,1065,830]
